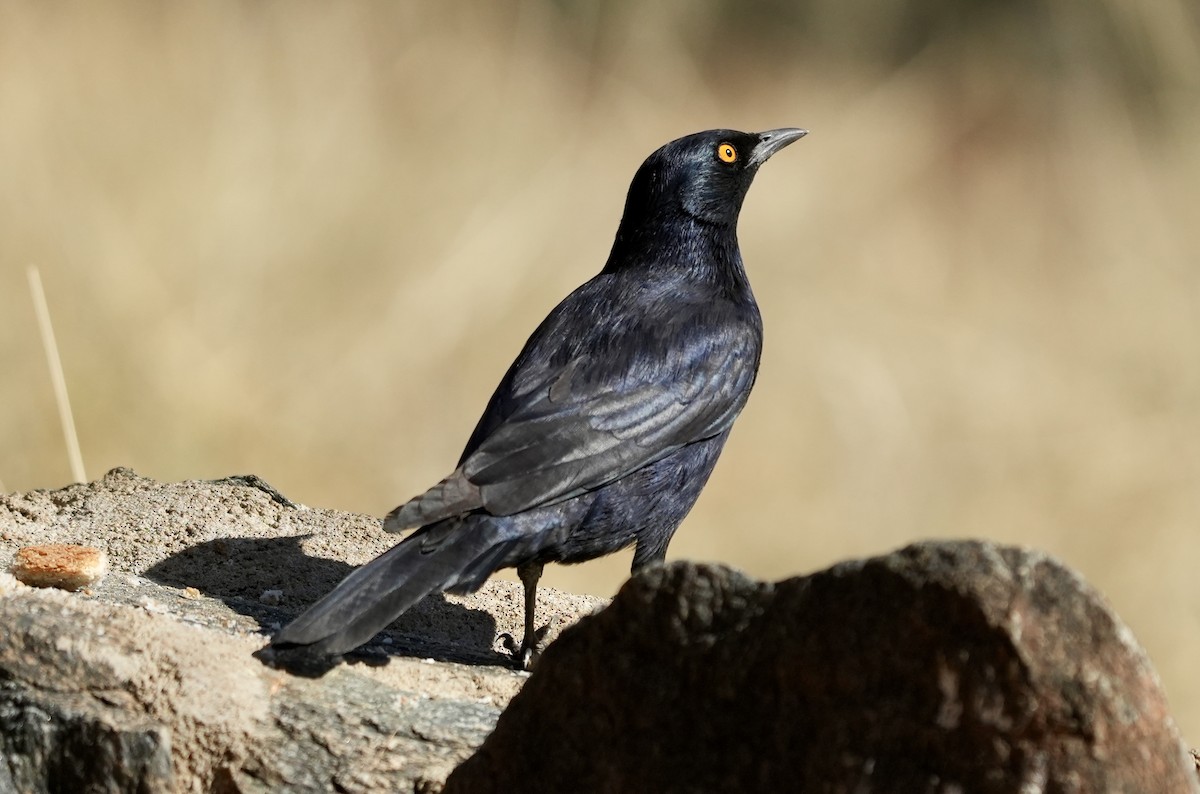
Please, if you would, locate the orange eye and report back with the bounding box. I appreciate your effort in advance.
[717,142,737,163]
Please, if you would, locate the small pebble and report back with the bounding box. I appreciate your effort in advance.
[11,544,108,591]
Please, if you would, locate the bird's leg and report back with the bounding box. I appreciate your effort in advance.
[501,561,548,670]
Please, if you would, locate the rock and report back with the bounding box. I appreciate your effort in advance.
[0,587,506,793]
[11,543,109,590]
[447,542,1200,794]
[0,469,604,792]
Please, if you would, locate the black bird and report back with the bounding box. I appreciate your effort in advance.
[270,127,807,668]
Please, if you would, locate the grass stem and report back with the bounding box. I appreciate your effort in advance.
[27,266,86,484]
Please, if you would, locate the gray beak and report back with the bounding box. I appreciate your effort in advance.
[749,128,808,166]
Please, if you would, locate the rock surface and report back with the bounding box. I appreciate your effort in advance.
[448,542,1200,794]
[2,471,1197,792]
[0,469,603,792]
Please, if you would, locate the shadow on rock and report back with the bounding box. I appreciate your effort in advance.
[146,535,505,668]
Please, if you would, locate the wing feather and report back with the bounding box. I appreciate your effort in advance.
[462,327,758,515]
[389,280,762,528]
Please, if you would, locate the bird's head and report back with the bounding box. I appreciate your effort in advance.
[619,128,808,232]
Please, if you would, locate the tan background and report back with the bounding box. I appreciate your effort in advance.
[2,1,1198,736]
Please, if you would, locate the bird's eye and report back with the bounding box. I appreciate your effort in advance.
[717,142,738,163]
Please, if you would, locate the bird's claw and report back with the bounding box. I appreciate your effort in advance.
[499,625,550,671]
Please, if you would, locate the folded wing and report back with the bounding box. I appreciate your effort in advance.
[386,317,758,530]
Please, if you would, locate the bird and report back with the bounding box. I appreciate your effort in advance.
[269,127,807,669]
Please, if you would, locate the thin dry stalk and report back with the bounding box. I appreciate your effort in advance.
[27,266,86,484]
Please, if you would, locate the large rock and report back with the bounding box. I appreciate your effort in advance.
[0,469,601,793]
[0,585,512,793]
[448,543,1199,793]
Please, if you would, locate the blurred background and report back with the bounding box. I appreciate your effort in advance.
[2,0,1198,734]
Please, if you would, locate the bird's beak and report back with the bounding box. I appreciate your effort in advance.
[749,128,808,167]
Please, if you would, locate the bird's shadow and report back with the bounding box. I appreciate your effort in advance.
[144,535,510,674]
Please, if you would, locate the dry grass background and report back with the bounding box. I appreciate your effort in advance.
[3,1,1198,735]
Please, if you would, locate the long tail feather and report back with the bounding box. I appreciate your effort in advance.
[271,521,511,656]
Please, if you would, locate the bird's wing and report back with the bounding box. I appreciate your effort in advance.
[463,323,756,514]
[383,298,761,532]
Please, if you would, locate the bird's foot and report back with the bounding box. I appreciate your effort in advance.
[499,624,550,671]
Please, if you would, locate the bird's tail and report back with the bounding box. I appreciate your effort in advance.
[270,519,517,657]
